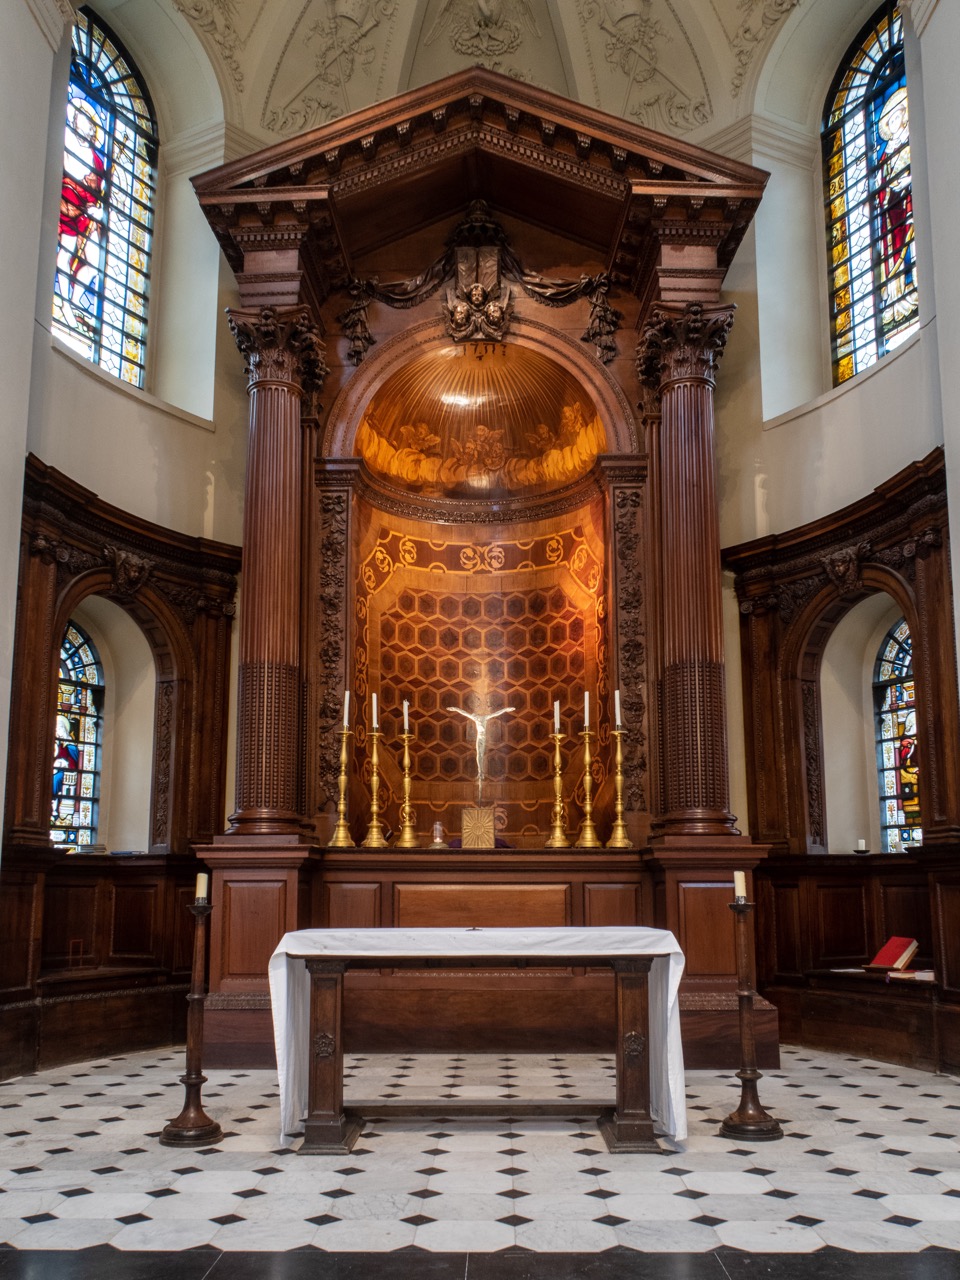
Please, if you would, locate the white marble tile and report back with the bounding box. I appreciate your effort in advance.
[514,1218,619,1251]
[613,1219,720,1252]
[311,1218,417,1250]
[413,1217,515,1252]
[915,1220,960,1248]
[13,1217,123,1249]
[609,1193,700,1221]
[681,1171,774,1195]
[813,1220,929,1251]
[715,1221,826,1252]
[110,1218,219,1250]
[211,1217,316,1250]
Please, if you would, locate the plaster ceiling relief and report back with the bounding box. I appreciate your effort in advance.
[261,0,404,136]
[172,0,270,92]
[406,1,569,94]
[571,0,711,133]
[708,0,804,98]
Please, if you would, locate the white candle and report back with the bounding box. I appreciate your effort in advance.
[584,690,590,729]
[195,872,209,902]
[371,691,378,729]
[554,700,560,733]
[403,699,410,734]
[856,838,866,851]
[342,689,350,728]
[615,688,622,728]
[733,871,747,899]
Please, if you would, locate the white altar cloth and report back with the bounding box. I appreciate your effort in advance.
[268,926,687,1142]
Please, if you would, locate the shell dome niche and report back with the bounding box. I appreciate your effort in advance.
[354,343,606,500]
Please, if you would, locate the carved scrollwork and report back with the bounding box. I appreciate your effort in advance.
[104,545,154,597]
[623,1030,646,1061]
[336,285,376,366]
[801,679,824,847]
[312,1031,336,1059]
[316,492,349,807]
[821,542,870,596]
[614,488,647,811]
[227,305,329,393]
[581,276,622,364]
[637,302,736,391]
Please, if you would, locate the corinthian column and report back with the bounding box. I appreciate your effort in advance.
[226,305,328,834]
[639,301,737,836]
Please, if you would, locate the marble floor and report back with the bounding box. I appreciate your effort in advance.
[1,1044,959,1276]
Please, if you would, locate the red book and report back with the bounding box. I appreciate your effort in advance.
[864,936,919,971]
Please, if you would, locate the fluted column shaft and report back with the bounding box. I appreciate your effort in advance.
[227,306,328,834]
[639,302,737,835]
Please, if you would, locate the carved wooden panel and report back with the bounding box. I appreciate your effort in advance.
[935,883,960,992]
[584,883,639,927]
[771,882,803,978]
[41,881,100,971]
[326,882,380,929]
[0,875,40,993]
[815,883,868,966]
[172,884,196,974]
[109,883,161,964]
[394,883,570,928]
[220,879,289,981]
[676,882,736,978]
[877,881,931,958]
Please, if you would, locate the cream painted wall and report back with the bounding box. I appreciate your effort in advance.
[71,596,155,854]
[0,2,69,864]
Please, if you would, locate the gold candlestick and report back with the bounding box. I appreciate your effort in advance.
[545,730,569,848]
[328,726,355,848]
[395,731,418,848]
[576,727,601,848]
[607,727,632,848]
[362,727,388,848]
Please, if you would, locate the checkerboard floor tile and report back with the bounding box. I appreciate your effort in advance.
[0,1046,958,1254]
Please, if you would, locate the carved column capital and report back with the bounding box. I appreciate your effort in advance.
[637,301,736,391]
[227,305,329,393]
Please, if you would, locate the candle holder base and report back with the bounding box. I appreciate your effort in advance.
[159,1074,224,1147]
[606,819,632,849]
[328,820,355,848]
[719,1068,784,1141]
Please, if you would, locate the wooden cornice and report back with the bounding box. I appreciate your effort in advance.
[193,67,767,304]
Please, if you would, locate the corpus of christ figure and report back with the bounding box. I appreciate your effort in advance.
[447,703,515,806]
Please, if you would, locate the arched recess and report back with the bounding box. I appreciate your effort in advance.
[322,315,639,465]
[780,565,918,854]
[51,569,199,857]
[311,316,647,845]
[68,595,155,854]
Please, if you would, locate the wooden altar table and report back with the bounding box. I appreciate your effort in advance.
[267,926,686,1154]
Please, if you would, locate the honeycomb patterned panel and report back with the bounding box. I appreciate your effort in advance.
[379,585,585,792]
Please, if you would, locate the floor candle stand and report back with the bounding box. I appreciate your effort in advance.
[159,899,223,1147]
[719,897,783,1142]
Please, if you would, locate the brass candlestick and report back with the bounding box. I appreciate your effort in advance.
[719,898,784,1142]
[362,727,388,847]
[607,727,632,848]
[395,731,418,848]
[328,726,355,848]
[545,730,569,848]
[159,900,223,1148]
[576,727,601,848]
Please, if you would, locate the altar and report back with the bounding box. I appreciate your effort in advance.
[267,925,686,1154]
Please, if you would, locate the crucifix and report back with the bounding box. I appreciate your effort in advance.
[447,703,515,806]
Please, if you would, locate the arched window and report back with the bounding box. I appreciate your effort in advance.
[52,622,104,852]
[874,617,921,852]
[52,7,158,388]
[822,2,917,385]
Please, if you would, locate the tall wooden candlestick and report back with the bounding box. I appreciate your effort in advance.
[328,726,355,848]
[607,727,632,848]
[719,897,783,1142]
[362,728,388,848]
[545,730,569,848]
[576,727,601,848]
[395,731,418,848]
[160,899,223,1147]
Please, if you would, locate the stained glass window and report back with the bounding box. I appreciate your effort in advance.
[822,3,917,385]
[873,617,921,853]
[51,623,104,852]
[52,8,158,388]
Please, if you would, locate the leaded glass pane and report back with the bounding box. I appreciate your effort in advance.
[52,8,157,389]
[52,622,103,852]
[873,618,921,853]
[822,3,918,385]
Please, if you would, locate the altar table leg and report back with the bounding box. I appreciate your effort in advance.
[299,959,362,1154]
[598,957,661,1153]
